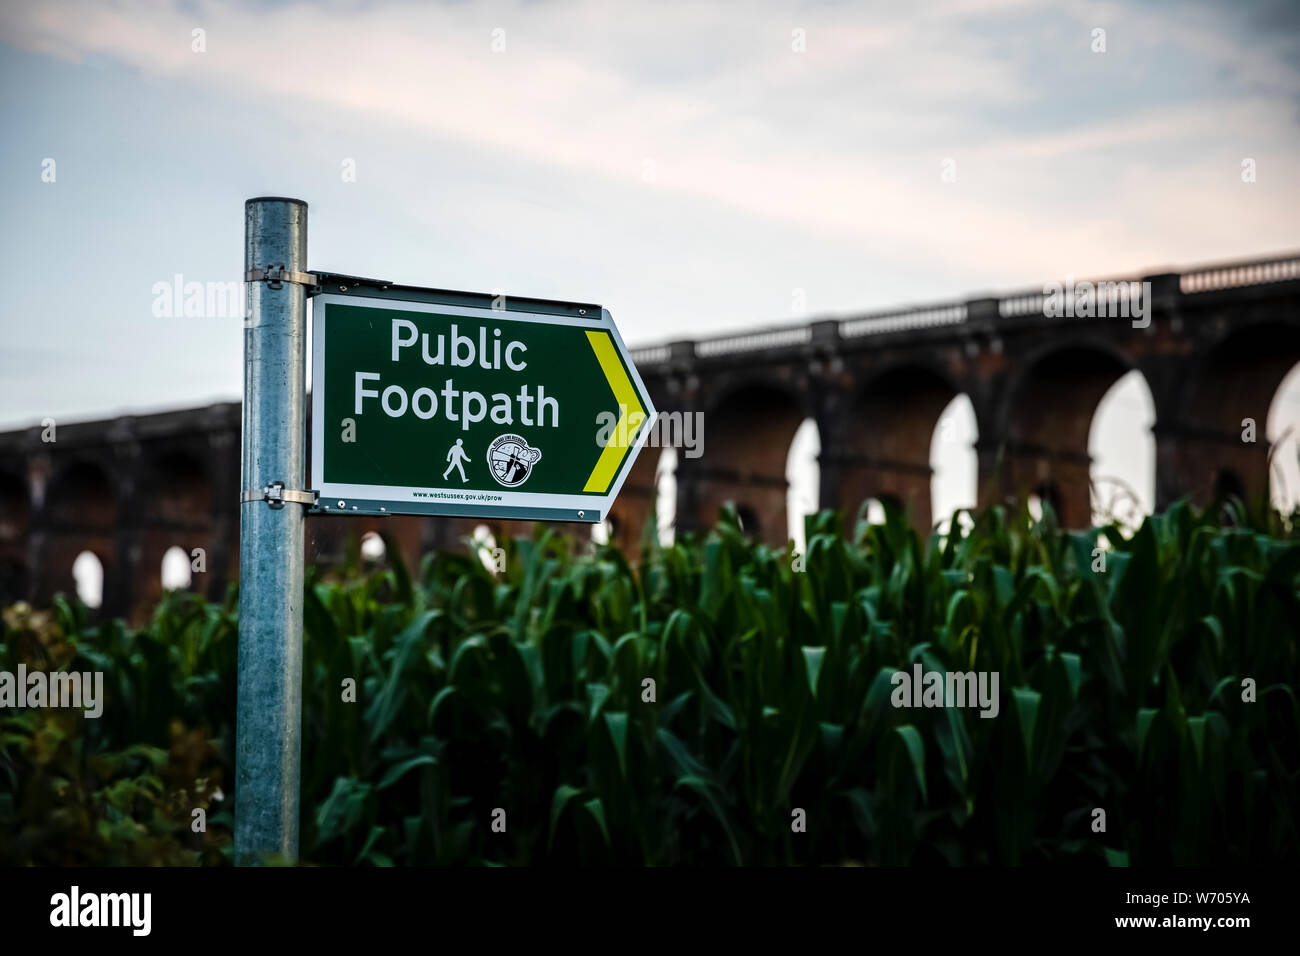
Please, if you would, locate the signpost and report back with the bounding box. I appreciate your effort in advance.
[237,198,310,865]
[236,198,655,864]
[310,284,656,523]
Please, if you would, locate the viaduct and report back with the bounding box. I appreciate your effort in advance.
[1,252,1297,620]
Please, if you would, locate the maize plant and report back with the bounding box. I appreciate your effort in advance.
[1,499,1297,865]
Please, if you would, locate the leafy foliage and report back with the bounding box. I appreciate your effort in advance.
[0,602,228,864]
[2,500,1297,865]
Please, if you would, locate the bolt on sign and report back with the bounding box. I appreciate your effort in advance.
[310,281,656,522]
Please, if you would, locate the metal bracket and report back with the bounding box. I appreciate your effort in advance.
[241,481,318,510]
[306,271,395,296]
[245,264,318,291]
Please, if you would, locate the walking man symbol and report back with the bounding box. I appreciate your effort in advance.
[443,439,470,483]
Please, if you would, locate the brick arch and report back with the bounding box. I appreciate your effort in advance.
[0,470,29,605]
[0,469,28,542]
[827,362,964,532]
[1168,324,1300,508]
[1030,480,1064,522]
[131,450,217,609]
[305,514,436,573]
[41,459,118,608]
[991,341,1134,528]
[1213,467,1246,502]
[1266,360,1300,514]
[604,441,665,554]
[142,449,213,527]
[687,380,807,545]
[1184,324,1300,427]
[704,370,822,422]
[46,459,117,530]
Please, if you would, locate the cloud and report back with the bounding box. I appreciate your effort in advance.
[1,0,1297,285]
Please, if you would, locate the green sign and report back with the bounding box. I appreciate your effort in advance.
[310,290,656,522]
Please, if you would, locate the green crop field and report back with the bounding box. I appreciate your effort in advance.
[2,500,1297,866]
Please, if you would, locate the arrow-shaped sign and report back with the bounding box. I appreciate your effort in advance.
[310,284,656,522]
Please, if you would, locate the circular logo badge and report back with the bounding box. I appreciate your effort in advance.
[486,434,542,487]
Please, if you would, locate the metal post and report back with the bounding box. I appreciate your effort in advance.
[236,197,309,864]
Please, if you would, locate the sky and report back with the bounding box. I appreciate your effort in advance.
[2,0,1298,540]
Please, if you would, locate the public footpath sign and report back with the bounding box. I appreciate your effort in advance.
[310,282,657,523]
[239,197,661,865]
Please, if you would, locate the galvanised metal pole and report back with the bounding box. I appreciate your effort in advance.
[236,197,309,864]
